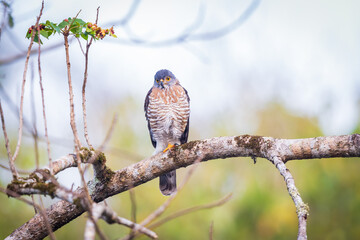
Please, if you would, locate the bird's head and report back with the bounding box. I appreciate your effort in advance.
[153,69,178,89]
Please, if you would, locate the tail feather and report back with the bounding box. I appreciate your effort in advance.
[159,170,177,196]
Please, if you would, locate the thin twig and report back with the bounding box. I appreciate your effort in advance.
[129,189,137,224]
[0,162,31,174]
[30,62,40,168]
[0,100,18,178]
[84,203,108,240]
[11,0,44,173]
[209,221,214,240]
[148,193,232,229]
[101,204,158,239]
[0,186,38,208]
[82,7,100,148]
[38,195,56,240]
[37,22,52,173]
[63,33,82,149]
[272,155,309,240]
[84,114,117,175]
[76,37,86,56]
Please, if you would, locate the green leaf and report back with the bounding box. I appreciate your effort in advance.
[40,29,49,38]
[58,20,70,29]
[81,33,88,40]
[45,28,55,36]
[8,13,14,28]
[73,18,86,26]
[46,20,61,33]
[70,24,83,35]
[33,34,43,44]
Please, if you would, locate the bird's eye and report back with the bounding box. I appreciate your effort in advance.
[165,76,171,81]
[156,79,159,83]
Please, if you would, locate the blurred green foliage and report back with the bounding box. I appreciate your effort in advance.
[0,102,359,239]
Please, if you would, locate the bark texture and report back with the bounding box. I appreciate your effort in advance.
[5,134,360,240]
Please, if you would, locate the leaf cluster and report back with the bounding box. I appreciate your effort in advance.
[25,17,117,44]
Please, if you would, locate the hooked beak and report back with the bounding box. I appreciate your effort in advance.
[159,79,165,88]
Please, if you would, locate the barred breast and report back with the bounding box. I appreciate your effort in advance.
[146,84,190,144]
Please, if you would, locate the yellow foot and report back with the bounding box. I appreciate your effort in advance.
[163,143,175,153]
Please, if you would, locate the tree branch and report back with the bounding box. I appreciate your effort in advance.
[5,134,360,240]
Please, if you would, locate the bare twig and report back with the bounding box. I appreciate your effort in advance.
[84,202,158,240]
[272,155,308,240]
[101,204,158,239]
[129,189,137,224]
[0,100,18,178]
[84,114,117,176]
[82,7,100,148]
[37,23,52,172]
[1,186,38,208]
[30,62,40,168]
[63,26,82,150]
[37,196,56,240]
[0,162,31,174]
[209,221,214,240]
[84,203,108,240]
[148,193,232,229]
[11,0,45,172]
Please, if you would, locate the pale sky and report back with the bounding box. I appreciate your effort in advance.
[1,0,359,147]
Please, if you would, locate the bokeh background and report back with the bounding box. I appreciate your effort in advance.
[0,0,359,239]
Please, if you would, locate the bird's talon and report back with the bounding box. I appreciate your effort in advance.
[163,144,175,153]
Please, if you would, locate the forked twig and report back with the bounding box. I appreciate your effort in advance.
[84,203,157,239]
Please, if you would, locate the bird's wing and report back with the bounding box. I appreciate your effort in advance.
[180,87,190,144]
[144,87,157,148]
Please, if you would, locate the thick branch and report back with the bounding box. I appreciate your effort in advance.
[6,134,360,240]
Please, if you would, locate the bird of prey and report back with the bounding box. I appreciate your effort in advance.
[144,69,190,195]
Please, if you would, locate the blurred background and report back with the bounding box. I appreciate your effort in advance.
[0,0,359,239]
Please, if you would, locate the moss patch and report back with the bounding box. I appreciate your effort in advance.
[234,135,264,155]
[180,140,200,151]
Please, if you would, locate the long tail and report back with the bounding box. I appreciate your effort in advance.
[159,170,177,196]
